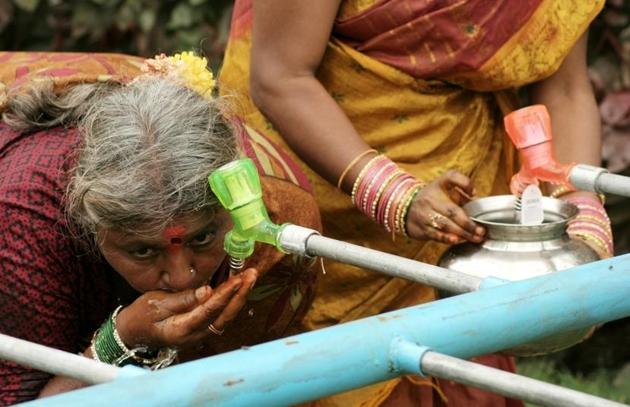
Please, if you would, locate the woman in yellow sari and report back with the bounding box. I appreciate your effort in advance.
[220,0,610,405]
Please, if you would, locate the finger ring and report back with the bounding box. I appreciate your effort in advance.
[208,323,224,336]
[429,213,446,230]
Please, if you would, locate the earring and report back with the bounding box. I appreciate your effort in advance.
[189,267,196,274]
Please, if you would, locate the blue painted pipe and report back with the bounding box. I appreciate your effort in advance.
[25,254,630,407]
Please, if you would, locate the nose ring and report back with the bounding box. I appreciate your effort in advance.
[189,267,196,274]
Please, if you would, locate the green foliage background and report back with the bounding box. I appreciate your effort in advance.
[0,0,233,67]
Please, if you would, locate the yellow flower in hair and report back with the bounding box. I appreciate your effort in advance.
[138,52,215,100]
[172,52,215,100]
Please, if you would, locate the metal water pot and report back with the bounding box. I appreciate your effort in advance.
[438,195,600,356]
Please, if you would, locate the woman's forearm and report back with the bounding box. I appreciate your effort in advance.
[531,80,601,167]
[251,73,374,192]
[530,32,601,167]
[250,0,374,193]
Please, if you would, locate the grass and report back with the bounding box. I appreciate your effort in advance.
[516,358,630,406]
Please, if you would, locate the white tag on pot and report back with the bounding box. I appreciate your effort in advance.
[520,184,544,225]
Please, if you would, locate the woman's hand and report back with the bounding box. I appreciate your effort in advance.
[406,171,485,244]
[115,268,258,350]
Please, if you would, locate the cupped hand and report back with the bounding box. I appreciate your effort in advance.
[115,268,258,350]
[406,170,485,244]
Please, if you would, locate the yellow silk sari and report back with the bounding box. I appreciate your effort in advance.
[220,0,604,404]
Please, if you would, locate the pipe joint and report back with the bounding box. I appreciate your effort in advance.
[569,164,609,193]
[278,225,320,256]
[389,337,431,376]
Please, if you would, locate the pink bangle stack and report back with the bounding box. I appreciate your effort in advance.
[351,155,423,236]
[563,195,614,259]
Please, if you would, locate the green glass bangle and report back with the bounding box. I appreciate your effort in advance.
[91,306,130,365]
[90,306,178,369]
[400,185,422,237]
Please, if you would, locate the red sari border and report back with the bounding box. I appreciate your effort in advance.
[333,0,543,79]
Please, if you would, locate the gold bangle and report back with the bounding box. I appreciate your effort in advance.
[337,149,378,189]
[573,232,612,257]
[361,162,396,214]
[572,203,608,217]
[549,185,572,199]
[383,178,414,232]
[551,186,606,205]
[396,184,421,236]
[573,214,612,232]
[568,223,612,242]
[370,169,403,220]
[351,155,382,205]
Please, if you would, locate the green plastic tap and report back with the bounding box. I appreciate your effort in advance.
[208,158,287,273]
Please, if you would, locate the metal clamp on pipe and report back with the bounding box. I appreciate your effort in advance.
[388,338,626,407]
[277,224,320,256]
[389,337,429,375]
[569,164,609,193]
[420,351,626,407]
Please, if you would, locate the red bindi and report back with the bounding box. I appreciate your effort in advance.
[164,225,186,251]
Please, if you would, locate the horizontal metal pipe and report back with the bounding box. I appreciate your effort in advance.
[0,333,119,385]
[597,173,630,197]
[569,164,630,197]
[421,351,626,407]
[279,225,482,293]
[26,254,630,407]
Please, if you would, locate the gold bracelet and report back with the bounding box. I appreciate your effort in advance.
[568,222,612,242]
[572,203,609,217]
[549,185,573,198]
[361,162,395,214]
[383,178,414,232]
[396,184,422,236]
[370,169,403,221]
[551,186,606,205]
[337,149,378,189]
[351,155,382,205]
[572,232,611,257]
[573,214,612,233]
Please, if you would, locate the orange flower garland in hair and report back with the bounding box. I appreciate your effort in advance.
[137,51,215,100]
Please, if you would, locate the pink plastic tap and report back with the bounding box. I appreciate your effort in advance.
[504,105,575,196]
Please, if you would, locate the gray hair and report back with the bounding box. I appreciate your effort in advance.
[4,78,238,243]
[69,78,238,240]
[2,80,117,133]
